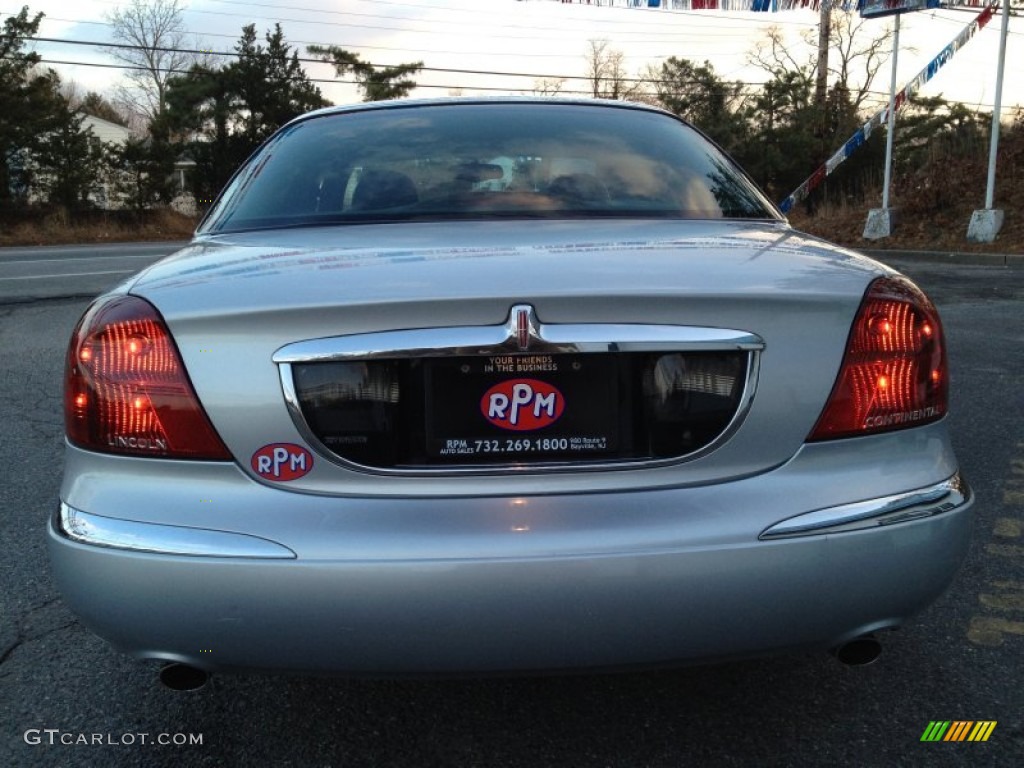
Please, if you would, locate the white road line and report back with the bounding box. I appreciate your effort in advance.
[0,255,158,265]
[0,270,134,281]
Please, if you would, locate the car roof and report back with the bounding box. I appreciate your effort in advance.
[286,96,675,129]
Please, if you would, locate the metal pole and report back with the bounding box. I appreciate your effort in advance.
[881,15,900,211]
[815,1,831,111]
[983,0,1010,210]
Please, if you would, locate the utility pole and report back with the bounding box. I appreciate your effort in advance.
[815,0,831,110]
[808,0,831,213]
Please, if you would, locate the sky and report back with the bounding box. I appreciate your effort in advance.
[8,0,1023,118]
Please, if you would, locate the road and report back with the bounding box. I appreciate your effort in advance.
[0,247,1022,767]
[0,242,186,303]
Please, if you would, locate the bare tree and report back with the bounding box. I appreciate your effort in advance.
[748,11,893,114]
[584,39,642,101]
[58,78,84,110]
[829,10,895,113]
[191,36,224,73]
[106,0,194,124]
[748,26,815,92]
[533,77,566,96]
[60,80,130,126]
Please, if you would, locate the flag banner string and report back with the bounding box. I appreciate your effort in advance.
[778,1,998,213]
[552,1,854,10]
[546,0,1011,12]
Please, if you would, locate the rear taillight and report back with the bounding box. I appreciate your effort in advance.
[808,276,947,441]
[64,295,231,459]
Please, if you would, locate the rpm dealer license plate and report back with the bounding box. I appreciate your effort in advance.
[425,354,619,462]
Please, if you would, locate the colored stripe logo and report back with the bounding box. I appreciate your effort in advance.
[920,721,997,742]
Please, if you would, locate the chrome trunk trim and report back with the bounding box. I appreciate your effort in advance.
[273,307,764,476]
[272,308,764,363]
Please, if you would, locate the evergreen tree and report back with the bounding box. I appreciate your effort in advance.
[0,7,67,205]
[308,45,422,102]
[739,71,818,200]
[164,24,328,201]
[110,126,176,212]
[33,105,107,210]
[652,57,749,155]
[234,24,328,144]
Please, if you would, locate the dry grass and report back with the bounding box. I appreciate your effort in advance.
[0,208,198,247]
[4,201,1017,253]
[789,192,1023,255]
[791,118,1024,254]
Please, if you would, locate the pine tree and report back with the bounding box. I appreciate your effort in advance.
[0,8,68,205]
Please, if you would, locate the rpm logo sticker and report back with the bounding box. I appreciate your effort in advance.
[481,379,564,431]
[251,443,313,481]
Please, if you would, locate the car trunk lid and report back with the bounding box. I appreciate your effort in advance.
[126,219,889,496]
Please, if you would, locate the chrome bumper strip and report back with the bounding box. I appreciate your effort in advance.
[56,503,297,559]
[759,473,969,540]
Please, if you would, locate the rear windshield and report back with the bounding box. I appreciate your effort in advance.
[199,102,777,234]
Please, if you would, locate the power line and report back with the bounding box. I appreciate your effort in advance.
[10,5,1020,108]
[28,35,772,86]
[925,8,1024,34]
[351,0,819,27]
[28,17,1023,93]
[195,0,795,37]
[17,4,1021,71]
[10,52,1017,112]
[16,17,769,62]
[50,0,806,42]
[15,14,736,60]
[3,54,602,94]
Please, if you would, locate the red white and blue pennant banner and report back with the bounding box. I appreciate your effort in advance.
[779,1,1000,212]
[858,0,941,17]
[547,0,1011,11]
[552,1,856,9]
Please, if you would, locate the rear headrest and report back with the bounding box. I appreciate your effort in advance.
[351,169,418,211]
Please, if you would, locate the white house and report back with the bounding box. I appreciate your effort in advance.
[80,114,132,146]
[81,114,196,210]
[7,112,196,210]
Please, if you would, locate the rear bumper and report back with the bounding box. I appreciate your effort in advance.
[47,434,973,674]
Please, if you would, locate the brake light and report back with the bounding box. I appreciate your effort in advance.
[808,276,947,441]
[64,295,231,459]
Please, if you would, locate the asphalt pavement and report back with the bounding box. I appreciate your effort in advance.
[0,242,187,303]
[0,239,1020,304]
[0,246,1021,767]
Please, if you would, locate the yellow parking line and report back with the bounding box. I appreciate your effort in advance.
[993,518,1022,537]
[979,592,1024,611]
[985,543,1024,558]
[967,449,1023,648]
[967,616,1024,647]
[991,580,1024,589]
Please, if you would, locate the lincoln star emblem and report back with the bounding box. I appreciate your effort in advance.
[509,304,538,351]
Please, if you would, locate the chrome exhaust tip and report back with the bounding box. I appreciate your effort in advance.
[159,663,210,691]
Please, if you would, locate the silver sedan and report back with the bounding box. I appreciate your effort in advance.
[48,98,971,686]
